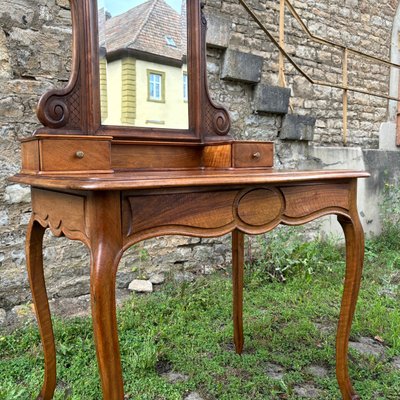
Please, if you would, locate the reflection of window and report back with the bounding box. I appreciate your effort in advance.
[147,70,165,102]
[165,36,177,47]
[183,73,188,102]
[150,73,162,100]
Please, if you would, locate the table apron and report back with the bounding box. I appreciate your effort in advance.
[122,181,355,247]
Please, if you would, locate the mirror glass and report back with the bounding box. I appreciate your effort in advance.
[98,0,188,129]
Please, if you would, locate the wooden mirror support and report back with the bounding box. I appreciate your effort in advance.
[11,0,369,399]
[35,0,231,142]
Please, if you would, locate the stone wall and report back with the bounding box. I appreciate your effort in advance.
[207,0,398,148]
[1,0,399,323]
[205,0,398,149]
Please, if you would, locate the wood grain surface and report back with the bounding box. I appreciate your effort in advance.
[11,169,370,191]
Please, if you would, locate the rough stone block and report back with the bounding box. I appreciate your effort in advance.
[8,304,36,325]
[253,84,291,114]
[184,393,205,400]
[149,273,165,285]
[206,14,231,49]
[349,337,385,358]
[393,356,400,370]
[128,279,153,293]
[280,114,316,141]
[55,276,90,298]
[56,0,71,8]
[221,49,263,83]
[378,122,397,151]
[4,184,31,204]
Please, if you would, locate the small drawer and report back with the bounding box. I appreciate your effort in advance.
[40,138,112,173]
[232,141,274,168]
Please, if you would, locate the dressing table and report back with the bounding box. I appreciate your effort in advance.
[11,1,369,399]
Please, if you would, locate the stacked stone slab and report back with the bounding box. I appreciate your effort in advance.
[207,14,317,143]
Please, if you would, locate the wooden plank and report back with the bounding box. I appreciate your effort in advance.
[202,144,232,168]
[21,140,40,173]
[111,144,202,169]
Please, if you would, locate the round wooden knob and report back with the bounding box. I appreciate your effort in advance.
[75,150,85,159]
[252,152,261,159]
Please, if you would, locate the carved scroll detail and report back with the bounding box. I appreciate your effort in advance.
[201,3,231,139]
[205,105,231,136]
[38,97,70,129]
[36,0,82,131]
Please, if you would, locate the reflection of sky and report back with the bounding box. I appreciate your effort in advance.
[99,0,183,16]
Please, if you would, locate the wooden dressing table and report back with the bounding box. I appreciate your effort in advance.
[11,1,369,399]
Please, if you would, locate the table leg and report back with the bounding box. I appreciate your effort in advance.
[90,243,124,399]
[26,218,56,400]
[88,192,124,400]
[336,215,364,400]
[232,229,244,355]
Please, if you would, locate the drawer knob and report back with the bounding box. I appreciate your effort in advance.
[252,152,261,159]
[75,150,85,159]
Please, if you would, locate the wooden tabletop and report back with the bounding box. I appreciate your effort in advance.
[11,169,370,191]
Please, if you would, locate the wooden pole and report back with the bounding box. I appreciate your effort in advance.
[232,229,244,355]
[343,48,348,145]
[278,0,286,87]
[397,33,400,146]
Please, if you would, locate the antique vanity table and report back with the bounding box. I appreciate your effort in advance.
[11,1,368,399]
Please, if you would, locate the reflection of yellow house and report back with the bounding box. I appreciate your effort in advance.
[99,0,188,129]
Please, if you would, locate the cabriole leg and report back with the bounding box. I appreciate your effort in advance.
[90,245,123,400]
[336,214,364,400]
[26,218,56,400]
[88,192,124,400]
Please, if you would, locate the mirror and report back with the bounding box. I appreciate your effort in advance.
[98,0,189,129]
[37,0,230,141]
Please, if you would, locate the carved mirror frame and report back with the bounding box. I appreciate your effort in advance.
[36,0,231,143]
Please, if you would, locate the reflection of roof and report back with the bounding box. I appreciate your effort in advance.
[98,7,106,49]
[103,0,186,62]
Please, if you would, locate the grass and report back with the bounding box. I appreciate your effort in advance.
[1,227,399,399]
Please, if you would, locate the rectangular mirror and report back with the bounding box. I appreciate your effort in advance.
[98,0,189,129]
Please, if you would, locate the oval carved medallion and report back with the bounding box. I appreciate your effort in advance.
[237,189,283,226]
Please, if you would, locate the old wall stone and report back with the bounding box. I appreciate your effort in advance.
[253,84,291,114]
[280,114,316,141]
[1,0,399,318]
[221,49,264,83]
[206,14,231,49]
